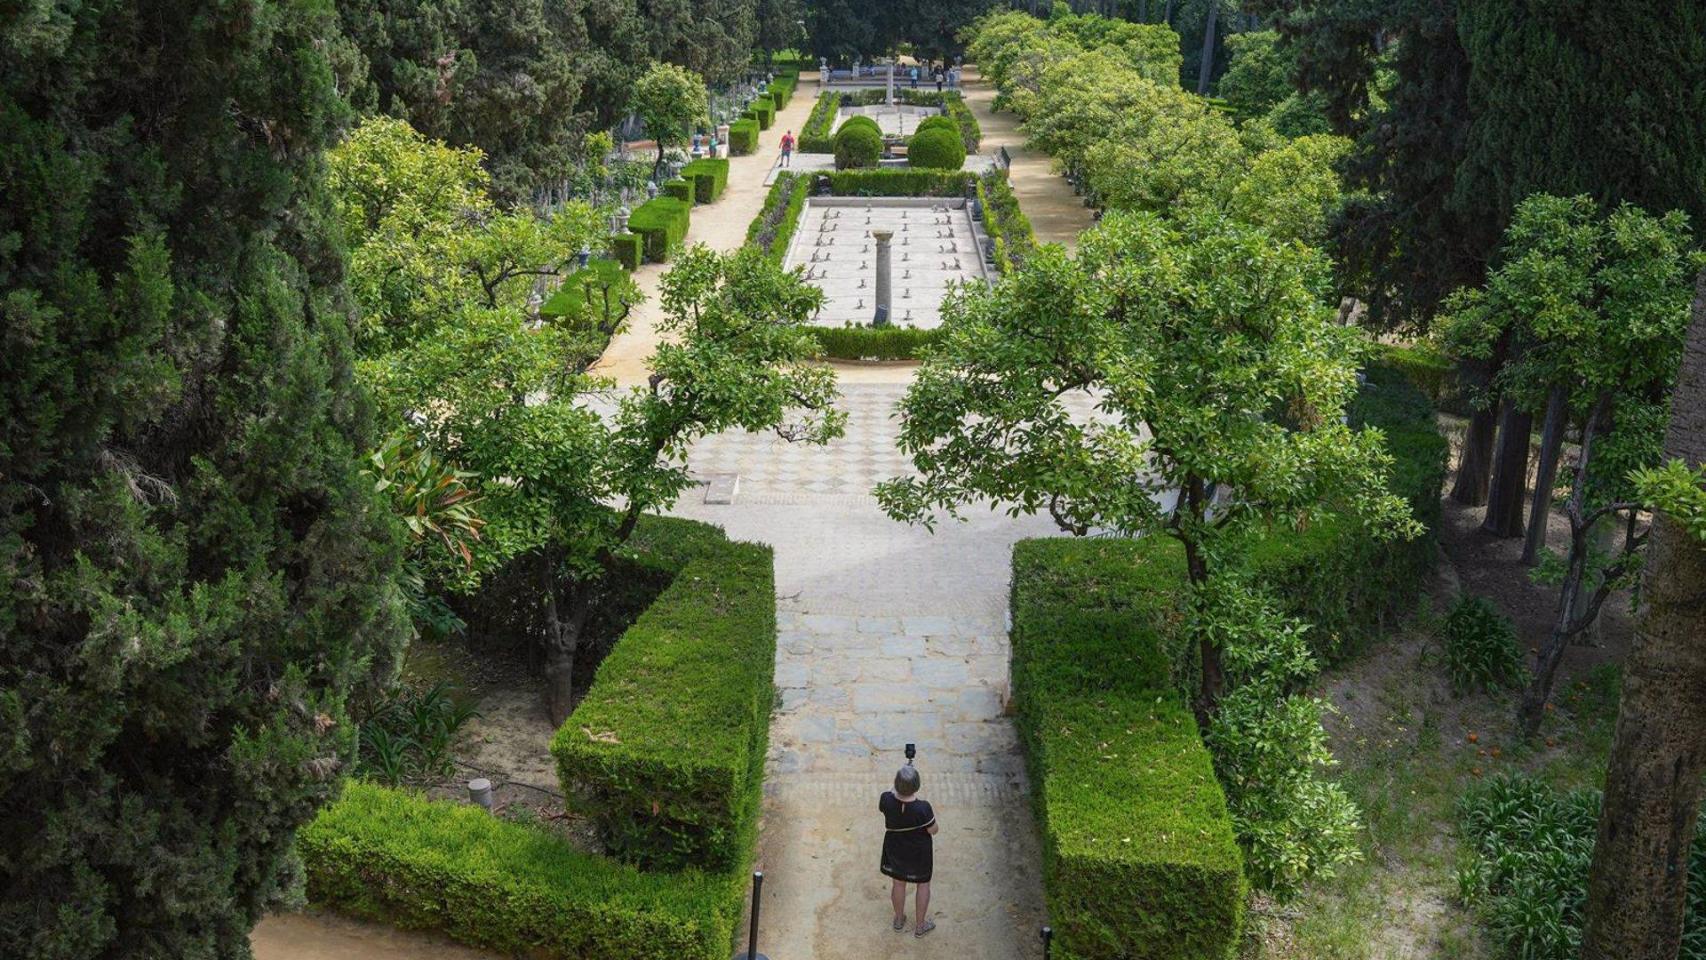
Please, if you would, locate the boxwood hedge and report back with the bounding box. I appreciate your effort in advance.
[680,157,730,204]
[300,782,743,960]
[799,93,839,152]
[1011,538,1246,960]
[728,119,758,156]
[810,325,944,361]
[610,232,642,271]
[907,126,966,170]
[663,177,694,204]
[747,172,810,262]
[552,521,776,872]
[1008,367,1448,957]
[627,196,691,263]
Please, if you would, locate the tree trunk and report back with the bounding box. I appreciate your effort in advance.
[1180,475,1221,728]
[1163,0,1175,27]
[1581,268,1706,960]
[1452,405,1499,506]
[540,555,592,727]
[653,142,666,184]
[1521,384,1570,565]
[1516,393,1610,737]
[1481,399,1533,538]
[1196,2,1219,96]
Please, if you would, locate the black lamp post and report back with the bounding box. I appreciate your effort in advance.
[731,871,770,960]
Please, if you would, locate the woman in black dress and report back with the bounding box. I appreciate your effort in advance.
[880,764,939,937]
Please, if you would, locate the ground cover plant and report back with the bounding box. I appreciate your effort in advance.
[1441,595,1523,695]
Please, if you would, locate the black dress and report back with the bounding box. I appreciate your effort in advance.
[879,791,935,883]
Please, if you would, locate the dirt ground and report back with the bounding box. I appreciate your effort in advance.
[1246,438,1637,959]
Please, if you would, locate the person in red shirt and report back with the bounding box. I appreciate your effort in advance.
[780,130,795,167]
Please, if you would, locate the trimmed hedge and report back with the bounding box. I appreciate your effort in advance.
[1373,341,1470,416]
[833,123,883,169]
[907,126,966,170]
[680,157,730,204]
[837,114,882,137]
[540,259,629,321]
[768,75,797,109]
[1006,369,1448,957]
[727,119,758,156]
[810,325,944,361]
[751,100,775,130]
[977,169,1036,273]
[800,93,839,152]
[747,173,810,262]
[911,115,958,139]
[824,169,975,196]
[300,782,743,960]
[662,177,694,204]
[610,233,642,271]
[627,197,691,263]
[552,521,777,872]
[1011,539,1246,960]
[1239,359,1450,664]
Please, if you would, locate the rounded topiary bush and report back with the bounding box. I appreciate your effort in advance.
[906,126,966,170]
[837,115,882,137]
[911,115,957,139]
[833,124,883,170]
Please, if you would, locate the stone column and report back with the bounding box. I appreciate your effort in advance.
[886,61,895,106]
[872,229,893,326]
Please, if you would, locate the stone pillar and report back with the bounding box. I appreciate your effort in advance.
[886,61,895,106]
[872,229,893,326]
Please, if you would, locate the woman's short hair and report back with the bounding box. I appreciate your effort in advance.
[894,764,922,796]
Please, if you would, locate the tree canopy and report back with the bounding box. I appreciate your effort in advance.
[1,1,407,953]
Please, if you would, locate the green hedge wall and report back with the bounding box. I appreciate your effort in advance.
[1373,341,1471,416]
[1006,368,1448,957]
[752,100,775,130]
[540,259,629,321]
[663,177,694,204]
[300,782,743,960]
[610,233,642,271]
[800,93,838,152]
[1240,359,1450,664]
[810,325,944,361]
[627,197,691,263]
[1011,539,1246,960]
[747,173,810,262]
[551,523,776,872]
[824,169,975,196]
[977,170,1036,274]
[680,157,730,204]
[768,75,796,108]
[728,119,758,156]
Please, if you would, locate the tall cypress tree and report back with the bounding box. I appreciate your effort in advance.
[0,2,407,956]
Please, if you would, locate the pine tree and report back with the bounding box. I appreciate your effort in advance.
[0,2,406,955]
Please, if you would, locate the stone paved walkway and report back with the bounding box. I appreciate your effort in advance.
[671,382,1066,960]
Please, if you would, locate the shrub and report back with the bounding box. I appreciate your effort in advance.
[1375,341,1471,415]
[540,259,631,322]
[977,170,1035,273]
[746,173,810,261]
[810,325,944,360]
[907,127,966,170]
[911,115,958,139]
[610,233,642,271]
[799,94,839,152]
[1451,776,1706,960]
[301,782,744,960]
[837,114,882,138]
[833,123,883,170]
[627,197,691,263]
[662,177,694,203]
[679,157,729,203]
[1442,594,1524,694]
[943,94,983,151]
[551,525,776,872]
[1012,539,1247,959]
[753,100,775,129]
[824,169,974,196]
[727,119,758,156]
[768,76,796,108]
[1241,361,1450,664]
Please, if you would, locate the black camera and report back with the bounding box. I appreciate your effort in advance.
[904,742,916,761]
